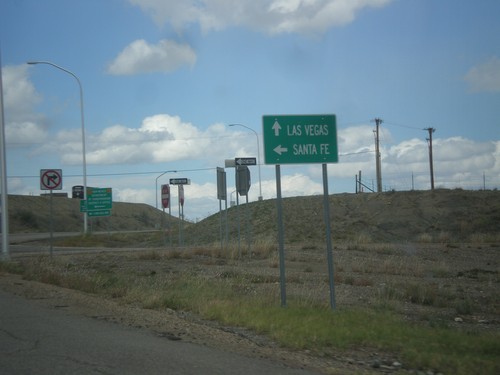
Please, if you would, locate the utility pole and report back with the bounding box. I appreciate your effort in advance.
[425,127,435,190]
[373,118,383,193]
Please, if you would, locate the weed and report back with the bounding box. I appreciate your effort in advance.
[416,233,433,243]
[136,250,161,260]
[454,298,474,315]
[0,261,25,274]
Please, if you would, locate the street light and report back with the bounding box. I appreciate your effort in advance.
[27,61,88,233]
[229,124,263,200]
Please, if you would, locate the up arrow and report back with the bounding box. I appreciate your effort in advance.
[272,120,281,136]
[273,145,288,155]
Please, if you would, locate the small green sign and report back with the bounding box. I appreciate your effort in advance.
[262,114,338,165]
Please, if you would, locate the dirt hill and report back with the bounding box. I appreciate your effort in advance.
[7,195,165,233]
[5,189,500,244]
[187,189,500,244]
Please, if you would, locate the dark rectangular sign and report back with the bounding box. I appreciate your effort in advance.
[235,157,256,166]
[169,178,190,185]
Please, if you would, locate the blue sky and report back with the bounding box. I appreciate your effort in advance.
[1,0,499,221]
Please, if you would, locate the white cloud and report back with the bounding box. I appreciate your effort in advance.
[464,57,500,93]
[108,39,197,75]
[129,0,393,35]
[5,121,48,147]
[2,65,41,121]
[2,65,47,146]
[44,114,242,166]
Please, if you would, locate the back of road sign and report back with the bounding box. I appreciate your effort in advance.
[262,114,338,165]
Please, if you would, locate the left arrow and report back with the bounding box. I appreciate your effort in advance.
[273,145,288,155]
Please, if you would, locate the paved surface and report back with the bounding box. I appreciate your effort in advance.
[0,290,319,374]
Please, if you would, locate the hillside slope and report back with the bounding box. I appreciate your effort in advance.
[187,189,500,244]
[5,189,500,244]
[7,195,165,233]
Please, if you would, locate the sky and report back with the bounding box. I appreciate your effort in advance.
[1,0,499,221]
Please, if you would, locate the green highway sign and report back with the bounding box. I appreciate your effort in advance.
[262,114,338,165]
[81,187,112,217]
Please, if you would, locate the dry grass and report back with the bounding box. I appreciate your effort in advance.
[2,240,499,374]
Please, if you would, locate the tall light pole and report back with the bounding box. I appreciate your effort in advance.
[27,61,88,233]
[229,124,263,201]
[0,52,10,259]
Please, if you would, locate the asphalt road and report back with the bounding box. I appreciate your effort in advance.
[0,290,320,375]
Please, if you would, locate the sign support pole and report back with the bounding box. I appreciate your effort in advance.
[162,207,166,246]
[219,199,223,251]
[225,196,229,250]
[245,194,251,255]
[322,163,336,309]
[234,166,242,258]
[178,185,182,247]
[236,187,240,258]
[276,165,286,307]
[49,190,53,257]
[169,204,172,248]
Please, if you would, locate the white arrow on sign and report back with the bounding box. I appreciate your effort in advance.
[235,157,256,166]
[273,145,288,155]
[272,120,281,136]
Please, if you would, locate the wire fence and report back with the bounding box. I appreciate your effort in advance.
[357,171,499,193]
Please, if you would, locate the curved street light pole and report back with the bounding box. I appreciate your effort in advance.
[27,61,88,234]
[229,124,263,201]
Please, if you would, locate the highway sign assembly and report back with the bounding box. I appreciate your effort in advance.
[262,113,338,309]
[40,169,62,190]
[262,114,338,165]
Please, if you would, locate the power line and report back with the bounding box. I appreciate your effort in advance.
[8,167,217,179]
[383,120,423,131]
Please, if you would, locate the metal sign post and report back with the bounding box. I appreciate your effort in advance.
[179,185,184,246]
[275,164,286,307]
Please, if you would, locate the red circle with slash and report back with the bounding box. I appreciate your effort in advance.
[41,169,62,190]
